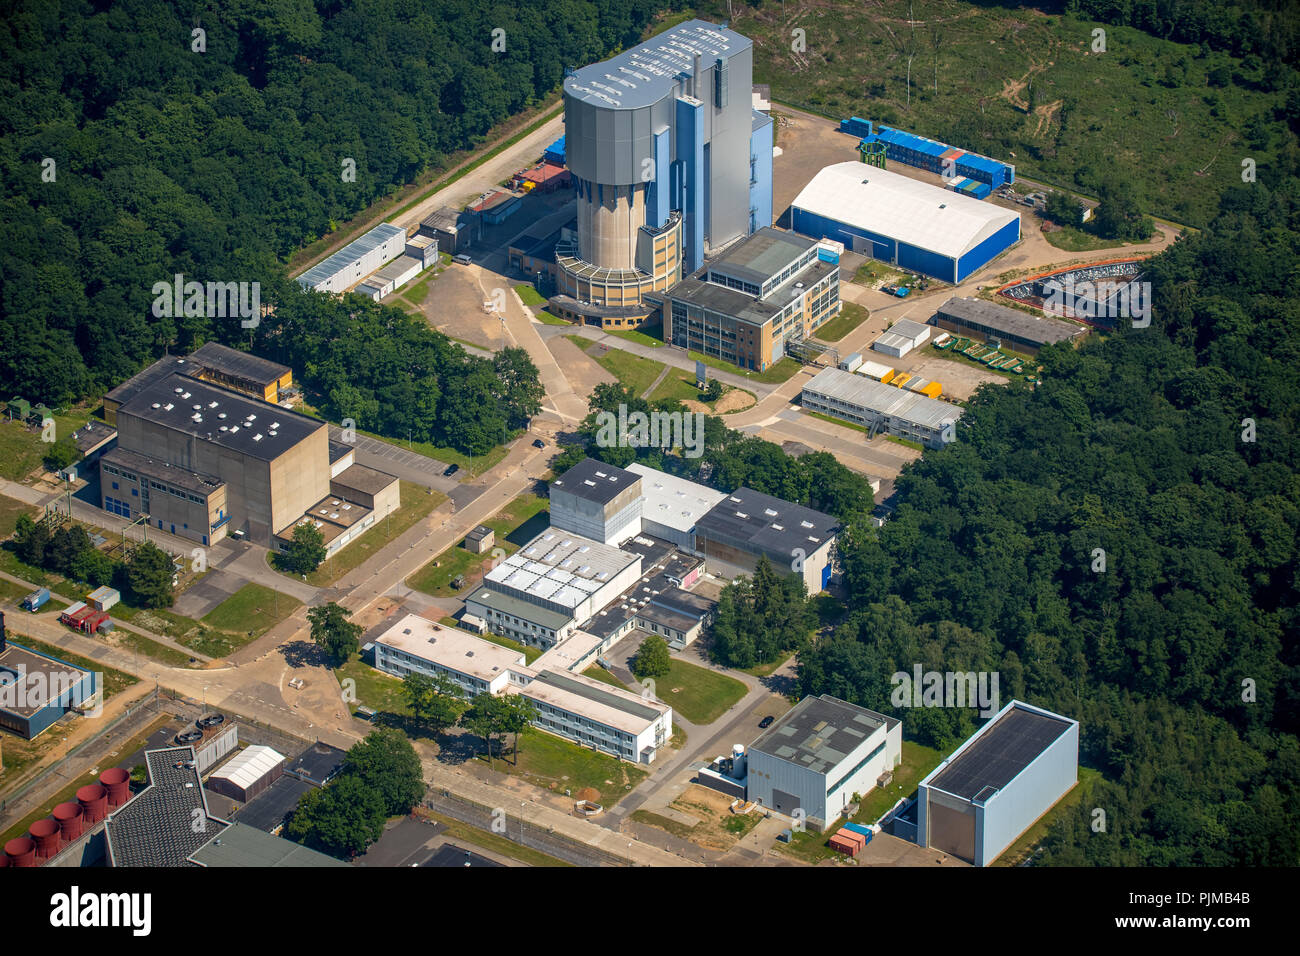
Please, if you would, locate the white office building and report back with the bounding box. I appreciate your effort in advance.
[871,318,932,358]
[374,614,525,696]
[801,366,961,449]
[626,463,727,552]
[519,670,673,764]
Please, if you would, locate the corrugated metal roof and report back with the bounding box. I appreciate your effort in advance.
[803,367,961,431]
[298,223,405,289]
[792,163,1019,259]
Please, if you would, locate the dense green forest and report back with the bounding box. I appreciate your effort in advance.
[0,0,673,408]
[797,180,1300,865]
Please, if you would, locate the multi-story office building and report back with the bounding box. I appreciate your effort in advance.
[551,19,772,328]
[374,615,526,697]
[801,366,962,450]
[652,227,841,371]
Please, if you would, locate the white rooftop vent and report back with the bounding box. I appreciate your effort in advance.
[208,402,218,408]
[174,387,184,394]
[801,520,815,529]
[253,433,263,441]
[151,403,161,409]
[192,404,202,411]
[164,403,174,411]
[764,508,779,517]
[736,511,748,519]
[218,413,227,419]
[181,392,191,399]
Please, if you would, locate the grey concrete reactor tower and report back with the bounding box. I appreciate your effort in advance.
[555,19,773,324]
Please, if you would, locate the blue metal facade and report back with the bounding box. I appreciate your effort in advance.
[675,98,705,273]
[0,641,99,740]
[956,217,1020,282]
[749,112,774,234]
[647,128,672,230]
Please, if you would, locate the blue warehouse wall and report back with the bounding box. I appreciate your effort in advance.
[792,207,961,282]
[749,113,773,233]
[647,128,672,230]
[956,217,1021,283]
[675,98,705,273]
[897,243,957,283]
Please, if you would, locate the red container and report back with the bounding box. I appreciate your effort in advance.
[3,837,36,867]
[53,801,84,841]
[77,783,109,822]
[28,817,62,859]
[100,767,130,807]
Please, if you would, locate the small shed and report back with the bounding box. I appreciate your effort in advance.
[207,745,286,803]
[464,525,495,554]
[87,586,120,611]
[7,397,31,421]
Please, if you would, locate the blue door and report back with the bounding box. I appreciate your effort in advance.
[821,563,832,589]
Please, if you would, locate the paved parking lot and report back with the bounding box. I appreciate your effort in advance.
[327,427,461,494]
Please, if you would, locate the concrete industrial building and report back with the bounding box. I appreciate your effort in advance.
[375,616,526,697]
[552,19,772,326]
[801,367,961,450]
[747,695,902,832]
[549,457,645,545]
[649,226,842,371]
[625,462,727,552]
[103,343,294,425]
[932,296,1087,354]
[791,162,1021,283]
[917,700,1078,866]
[297,223,407,294]
[695,487,840,593]
[418,206,470,255]
[102,371,397,549]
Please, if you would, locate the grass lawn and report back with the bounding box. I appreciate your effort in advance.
[774,739,944,864]
[994,767,1103,866]
[606,323,664,348]
[806,410,869,435]
[335,658,412,718]
[813,302,871,343]
[569,337,667,396]
[581,665,627,689]
[0,409,94,482]
[278,481,446,588]
[536,309,570,326]
[415,809,573,866]
[514,284,547,307]
[0,493,35,538]
[685,349,803,385]
[478,631,542,665]
[852,260,911,287]
[653,658,748,725]
[164,582,303,658]
[648,371,708,405]
[113,629,194,667]
[884,435,925,452]
[740,648,797,679]
[1041,224,1125,252]
[407,492,548,598]
[480,726,648,807]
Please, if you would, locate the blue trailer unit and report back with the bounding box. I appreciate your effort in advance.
[22,588,50,611]
[843,822,875,844]
[543,135,566,166]
[840,116,873,137]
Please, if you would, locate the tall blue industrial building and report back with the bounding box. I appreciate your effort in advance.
[551,20,772,326]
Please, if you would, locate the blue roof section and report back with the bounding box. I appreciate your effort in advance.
[545,135,566,158]
[957,153,1004,175]
[297,223,405,289]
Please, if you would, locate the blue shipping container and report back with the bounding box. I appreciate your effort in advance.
[844,822,875,843]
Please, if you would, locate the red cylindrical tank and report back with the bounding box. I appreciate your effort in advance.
[53,801,84,841]
[28,818,61,859]
[77,783,108,823]
[0,850,8,867]
[3,837,35,867]
[100,767,130,807]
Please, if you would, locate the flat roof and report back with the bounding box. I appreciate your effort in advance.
[792,162,1020,260]
[105,747,227,867]
[189,821,348,867]
[188,342,290,387]
[283,741,347,786]
[925,701,1075,801]
[117,373,324,462]
[328,440,354,464]
[936,296,1086,346]
[102,446,224,496]
[709,226,816,287]
[377,614,524,682]
[232,774,315,831]
[298,223,405,288]
[751,695,896,777]
[466,525,493,542]
[522,669,668,735]
[889,318,931,340]
[485,529,641,611]
[71,420,116,455]
[551,458,641,505]
[671,257,837,327]
[372,254,424,284]
[332,462,398,498]
[0,642,91,718]
[696,487,840,562]
[466,586,574,631]
[627,463,727,534]
[803,367,961,431]
[564,19,750,111]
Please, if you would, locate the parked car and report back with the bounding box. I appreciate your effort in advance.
[759,715,775,729]
[453,253,472,265]
[443,463,459,477]
[532,438,546,449]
